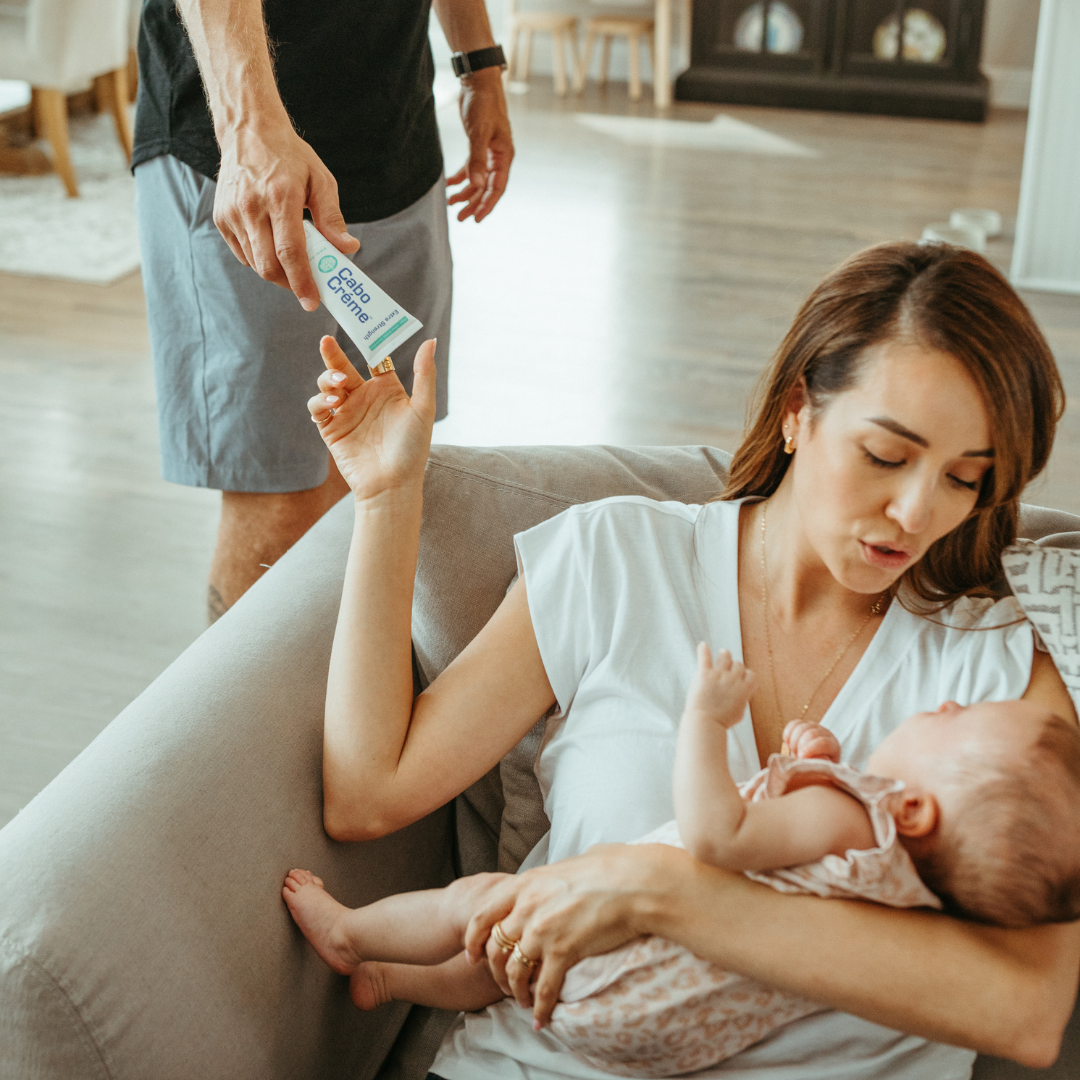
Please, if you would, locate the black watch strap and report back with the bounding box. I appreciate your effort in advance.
[451,45,507,78]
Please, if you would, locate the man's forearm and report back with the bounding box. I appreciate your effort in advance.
[432,0,497,54]
[175,0,290,142]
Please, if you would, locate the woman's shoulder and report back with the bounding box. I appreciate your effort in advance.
[516,496,736,590]
[887,593,1033,702]
[558,494,710,524]
[523,495,720,546]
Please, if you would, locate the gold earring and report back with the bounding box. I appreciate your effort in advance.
[784,435,795,455]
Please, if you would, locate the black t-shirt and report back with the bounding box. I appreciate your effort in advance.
[133,0,444,223]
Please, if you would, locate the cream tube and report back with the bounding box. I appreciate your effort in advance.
[303,221,423,365]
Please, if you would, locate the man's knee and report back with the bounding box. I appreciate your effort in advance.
[208,465,349,618]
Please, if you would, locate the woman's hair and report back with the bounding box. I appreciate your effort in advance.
[723,241,1065,607]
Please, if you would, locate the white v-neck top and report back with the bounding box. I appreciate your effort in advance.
[432,497,1034,1080]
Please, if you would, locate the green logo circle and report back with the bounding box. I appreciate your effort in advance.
[318,255,338,273]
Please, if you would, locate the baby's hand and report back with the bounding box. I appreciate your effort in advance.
[684,644,756,730]
[782,719,841,762]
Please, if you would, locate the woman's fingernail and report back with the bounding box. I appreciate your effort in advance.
[325,395,338,404]
[329,371,346,384]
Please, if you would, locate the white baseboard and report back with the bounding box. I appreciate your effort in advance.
[984,65,1033,109]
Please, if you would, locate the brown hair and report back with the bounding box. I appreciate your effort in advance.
[723,242,1064,607]
[912,712,1080,928]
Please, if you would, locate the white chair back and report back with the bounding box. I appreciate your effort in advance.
[0,0,129,88]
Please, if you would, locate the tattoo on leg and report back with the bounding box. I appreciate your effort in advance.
[208,584,228,624]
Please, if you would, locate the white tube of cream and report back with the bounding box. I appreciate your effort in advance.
[303,221,423,365]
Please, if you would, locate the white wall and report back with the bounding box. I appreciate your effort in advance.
[1011,0,1080,293]
[982,0,1040,108]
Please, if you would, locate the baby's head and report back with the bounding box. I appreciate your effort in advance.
[867,700,1080,928]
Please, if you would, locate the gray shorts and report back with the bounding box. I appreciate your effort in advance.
[134,154,452,492]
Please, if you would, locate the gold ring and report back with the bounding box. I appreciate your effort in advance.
[311,410,334,425]
[491,922,517,954]
[368,357,394,377]
[512,941,539,971]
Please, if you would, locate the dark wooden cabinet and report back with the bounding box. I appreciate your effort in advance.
[675,1,989,121]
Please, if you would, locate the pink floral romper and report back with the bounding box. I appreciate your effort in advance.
[546,755,942,1078]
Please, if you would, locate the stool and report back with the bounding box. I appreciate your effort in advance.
[506,11,581,96]
[576,16,655,100]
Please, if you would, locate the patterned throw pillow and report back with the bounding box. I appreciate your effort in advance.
[1002,542,1080,707]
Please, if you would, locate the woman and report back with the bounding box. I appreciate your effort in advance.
[307,242,1078,1079]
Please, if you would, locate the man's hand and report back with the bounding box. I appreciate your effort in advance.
[175,0,358,310]
[447,67,514,223]
[214,121,359,311]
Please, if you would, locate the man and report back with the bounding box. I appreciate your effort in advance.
[133,0,512,619]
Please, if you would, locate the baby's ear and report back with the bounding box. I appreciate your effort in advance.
[893,790,938,839]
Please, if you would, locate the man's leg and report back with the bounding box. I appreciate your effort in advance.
[208,455,350,616]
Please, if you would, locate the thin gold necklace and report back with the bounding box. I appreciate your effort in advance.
[760,502,885,725]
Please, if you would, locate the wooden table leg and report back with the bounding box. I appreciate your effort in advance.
[654,0,672,108]
[33,88,78,197]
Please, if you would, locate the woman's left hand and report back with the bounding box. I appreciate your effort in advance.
[464,842,693,1028]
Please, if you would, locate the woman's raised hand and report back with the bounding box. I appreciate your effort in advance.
[307,336,437,500]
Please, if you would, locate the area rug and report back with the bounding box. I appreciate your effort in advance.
[0,108,140,284]
[575,113,816,156]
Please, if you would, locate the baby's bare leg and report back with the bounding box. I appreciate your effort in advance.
[282,869,510,975]
[352,951,506,1012]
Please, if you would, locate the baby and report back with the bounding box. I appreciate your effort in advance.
[283,646,1080,1077]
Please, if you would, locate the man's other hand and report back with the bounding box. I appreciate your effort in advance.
[448,67,514,223]
[214,122,359,310]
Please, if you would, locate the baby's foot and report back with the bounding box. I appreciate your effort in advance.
[350,962,394,1011]
[282,869,363,976]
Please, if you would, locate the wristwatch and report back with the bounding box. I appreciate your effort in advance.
[450,45,507,78]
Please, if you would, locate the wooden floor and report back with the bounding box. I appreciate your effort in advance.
[3,86,1080,827]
